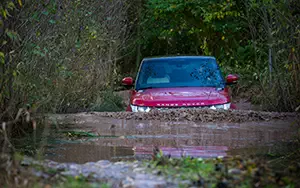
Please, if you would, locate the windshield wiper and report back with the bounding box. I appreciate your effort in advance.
[138,86,157,90]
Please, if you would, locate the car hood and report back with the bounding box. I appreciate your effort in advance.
[131,87,230,107]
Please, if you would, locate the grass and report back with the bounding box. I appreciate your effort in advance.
[147,150,300,188]
[90,90,126,112]
[52,177,110,188]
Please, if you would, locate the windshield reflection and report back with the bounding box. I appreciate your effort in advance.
[136,57,225,90]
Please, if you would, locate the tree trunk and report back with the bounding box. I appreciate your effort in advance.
[135,0,142,72]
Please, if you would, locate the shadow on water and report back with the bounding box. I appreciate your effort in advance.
[10,114,298,164]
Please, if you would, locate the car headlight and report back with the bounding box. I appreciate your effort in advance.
[131,105,151,112]
[210,103,231,110]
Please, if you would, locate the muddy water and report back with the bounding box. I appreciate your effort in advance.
[39,114,298,164]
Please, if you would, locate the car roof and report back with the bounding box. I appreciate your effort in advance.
[142,56,216,61]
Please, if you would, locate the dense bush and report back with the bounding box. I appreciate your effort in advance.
[90,90,125,112]
[1,0,136,115]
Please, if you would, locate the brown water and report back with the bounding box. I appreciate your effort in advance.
[40,114,298,164]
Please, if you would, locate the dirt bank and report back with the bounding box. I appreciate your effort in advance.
[91,109,298,123]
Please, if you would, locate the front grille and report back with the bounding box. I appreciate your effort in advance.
[155,106,211,111]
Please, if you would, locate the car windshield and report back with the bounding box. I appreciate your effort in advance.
[135,57,225,90]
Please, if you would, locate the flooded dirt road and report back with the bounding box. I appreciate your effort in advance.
[40,110,299,164]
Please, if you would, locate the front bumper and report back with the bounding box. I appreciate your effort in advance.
[130,103,231,112]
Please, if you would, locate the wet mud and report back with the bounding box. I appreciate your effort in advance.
[44,110,299,163]
[91,109,297,122]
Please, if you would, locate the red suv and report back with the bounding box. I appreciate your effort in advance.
[122,56,238,112]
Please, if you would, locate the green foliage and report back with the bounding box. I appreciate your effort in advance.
[54,177,108,188]
[0,0,23,118]
[141,0,244,58]
[149,153,300,187]
[151,156,214,181]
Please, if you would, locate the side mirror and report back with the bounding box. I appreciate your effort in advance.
[226,74,239,85]
[122,77,134,86]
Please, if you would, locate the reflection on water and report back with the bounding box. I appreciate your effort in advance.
[14,115,297,164]
[42,115,296,164]
[134,146,228,158]
[45,144,134,163]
